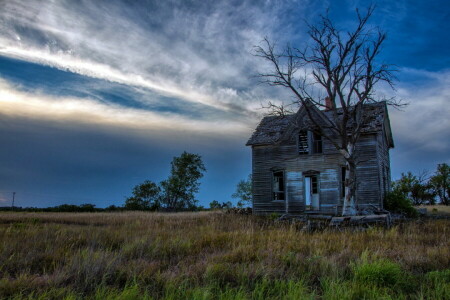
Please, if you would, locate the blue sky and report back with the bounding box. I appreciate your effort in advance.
[0,0,449,208]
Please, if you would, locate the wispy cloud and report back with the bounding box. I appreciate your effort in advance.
[0,79,250,137]
[0,0,300,114]
[391,68,450,153]
[0,194,10,206]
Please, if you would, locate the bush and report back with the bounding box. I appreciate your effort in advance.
[423,269,450,299]
[426,269,450,283]
[269,212,281,220]
[384,190,418,218]
[352,256,404,288]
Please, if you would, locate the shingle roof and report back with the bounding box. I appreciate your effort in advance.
[246,102,390,146]
[245,114,296,146]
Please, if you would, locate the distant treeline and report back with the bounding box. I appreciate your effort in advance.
[0,203,216,213]
[0,204,120,212]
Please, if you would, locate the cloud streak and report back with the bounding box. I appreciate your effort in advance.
[0,79,250,137]
[391,68,450,153]
[0,0,299,114]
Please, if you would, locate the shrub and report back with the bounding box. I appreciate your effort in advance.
[422,269,450,299]
[426,269,450,283]
[384,190,418,218]
[269,213,281,220]
[352,255,404,288]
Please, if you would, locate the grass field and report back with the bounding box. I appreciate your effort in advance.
[0,211,449,299]
[418,205,450,216]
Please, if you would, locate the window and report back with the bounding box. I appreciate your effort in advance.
[311,176,318,193]
[298,131,322,154]
[341,167,346,198]
[312,132,323,154]
[298,131,309,154]
[272,171,285,200]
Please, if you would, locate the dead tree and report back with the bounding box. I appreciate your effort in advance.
[255,6,398,216]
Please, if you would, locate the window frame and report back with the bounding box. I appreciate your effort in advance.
[341,166,346,198]
[297,130,323,155]
[272,170,286,202]
[298,131,309,155]
[311,132,323,154]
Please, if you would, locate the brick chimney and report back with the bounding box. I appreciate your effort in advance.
[325,96,333,111]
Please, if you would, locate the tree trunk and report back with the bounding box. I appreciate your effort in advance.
[341,143,357,216]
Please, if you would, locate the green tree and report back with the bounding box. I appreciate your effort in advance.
[221,201,233,209]
[392,172,434,206]
[160,151,206,210]
[125,180,160,210]
[384,190,418,218]
[430,163,449,205]
[79,203,96,212]
[209,200,222,210]
[232,174,252,207]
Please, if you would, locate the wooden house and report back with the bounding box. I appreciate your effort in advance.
[246,101,394,215]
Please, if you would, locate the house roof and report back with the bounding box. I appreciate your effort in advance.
[246,101,394,147]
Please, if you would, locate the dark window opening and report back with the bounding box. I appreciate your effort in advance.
[311,176,318,193]
[299,131,322,154]
[341,167,346,198]
[312,132,323,154]
[273,171,285,200]
[298,131,309,154]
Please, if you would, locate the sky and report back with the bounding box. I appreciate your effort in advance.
[0,0,449,208]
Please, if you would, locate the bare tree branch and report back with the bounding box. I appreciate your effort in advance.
[254,5,399,215]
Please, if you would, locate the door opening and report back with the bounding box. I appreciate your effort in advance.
[304,175,319,210]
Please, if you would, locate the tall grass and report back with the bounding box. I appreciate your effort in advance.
[0,211,449,299]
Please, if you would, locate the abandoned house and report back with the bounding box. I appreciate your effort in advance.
[246,101,394,215]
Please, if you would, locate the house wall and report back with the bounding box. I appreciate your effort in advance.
[251,133,384,215]
[376,125,392,205]
[354,134,383,211]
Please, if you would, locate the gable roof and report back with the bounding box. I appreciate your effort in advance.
[246,101,394,147]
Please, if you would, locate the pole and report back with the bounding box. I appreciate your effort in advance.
[12,192,15,210]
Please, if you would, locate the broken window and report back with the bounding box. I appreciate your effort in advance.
[298,131,309,154]
[298,131,322,154]
[272,171,285,200]
[312,132,323,154]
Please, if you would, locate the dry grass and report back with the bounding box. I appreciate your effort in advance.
[418,205,450,216]
[0,211,449,299]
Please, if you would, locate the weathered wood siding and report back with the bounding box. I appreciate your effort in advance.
[252,132,384,215]
[354,134,382,210]
[376,125,392,206]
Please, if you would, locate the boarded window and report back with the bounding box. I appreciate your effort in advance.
[312,132,323,154]
[299,131,322,154]
[298,131,309,154]
[273,171,285,200]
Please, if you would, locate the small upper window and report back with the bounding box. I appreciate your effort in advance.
[298,131,309,154]
[298,131,322,154]
[312,132,323,154]
[273,171,285,200]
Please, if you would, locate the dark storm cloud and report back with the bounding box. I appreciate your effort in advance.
[0,114,250,208]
